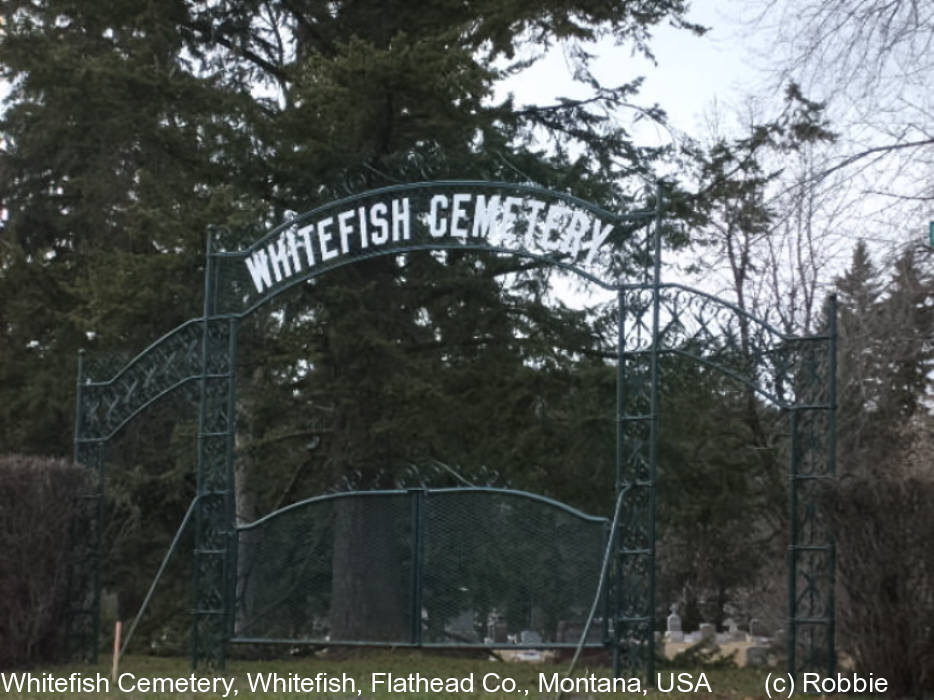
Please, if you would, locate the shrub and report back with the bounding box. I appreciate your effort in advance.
[0,455,96,668]
[824,475,934,697]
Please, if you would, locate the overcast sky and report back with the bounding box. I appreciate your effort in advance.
[497,0,761,145]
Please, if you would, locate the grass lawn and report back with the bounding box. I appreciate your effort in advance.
[1,651,785,699]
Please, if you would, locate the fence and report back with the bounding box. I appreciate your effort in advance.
[233,487,609,648]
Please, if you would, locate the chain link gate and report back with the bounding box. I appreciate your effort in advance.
[233,488,609,649]
[72,180,835,679]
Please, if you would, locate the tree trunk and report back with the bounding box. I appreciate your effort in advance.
[329,495,408,642]
[234,368,262,635]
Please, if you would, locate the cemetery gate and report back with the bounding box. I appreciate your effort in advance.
[71,180,836,679]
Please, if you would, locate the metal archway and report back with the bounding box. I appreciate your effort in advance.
[72,180,835,679]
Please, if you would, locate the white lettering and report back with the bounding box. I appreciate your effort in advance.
[241,190,618,296]
[560,210,591,258]
[450,193,471,238]
[523,198,547,248]
[298,224,316,266]
[541,203,570,251]
[429,195,448,238]
[584,219,614,265]
[317,216,338,261]
[267,236,292,281]
[285,230,303,272]
[358,207,369,248]
[337,210,354,254]
[391,197,410,241]
[245,249,273,293]
[0,674,25,692]
[117,673,136,692]
[472,195,501,239]
[370,202,389,244]
[495,196,523,243]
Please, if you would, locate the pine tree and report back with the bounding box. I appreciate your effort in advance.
[0,1,267,453]
[834,240,884,472]
[834,241,933,477]
[875,249,933,424]
[1,0,702,645]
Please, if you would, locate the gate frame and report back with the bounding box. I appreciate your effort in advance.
[72,180,836,678]
[230,486,613,649]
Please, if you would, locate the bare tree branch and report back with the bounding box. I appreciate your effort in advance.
[810,136,934,183]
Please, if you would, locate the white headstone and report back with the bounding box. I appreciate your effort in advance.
[666,606,682,632]
[725,618,743,641]
[665,605,684,641]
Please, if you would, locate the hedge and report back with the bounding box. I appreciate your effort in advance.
[0,455,96,668]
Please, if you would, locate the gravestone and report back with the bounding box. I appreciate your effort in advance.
[746,646,770,667]
[723,617,743,641]
[488,615,508,643]
[446,610,479,642]
[665,605,683,642]
[749,617,773,638]
[556,619,602,644]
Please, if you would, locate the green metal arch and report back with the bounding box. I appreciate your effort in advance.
[72,179,835,682]
[657,282,796,343]
[212,180,654,317]
[76,319,204,442]
[623,281,830,409]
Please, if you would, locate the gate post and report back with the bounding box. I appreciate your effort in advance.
[69,360,104,663]
[192,233,238,668]
[409,488,425,645]
[612,187,662,682]
[788,295,836,675]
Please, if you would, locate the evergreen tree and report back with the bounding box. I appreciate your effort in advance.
[834,240,884,471]
[834,241,933,477]
[825,245,933,695]
[0,0,266,453]
[656,352,781,630]
[1,0,701,645]
[875,249,933,423]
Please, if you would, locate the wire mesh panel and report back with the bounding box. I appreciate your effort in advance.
[233,488,608,648]
[234,491,414,645]
[421,489,609,647]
